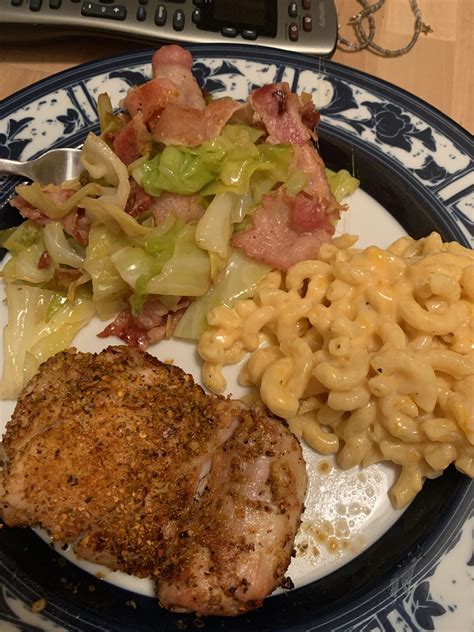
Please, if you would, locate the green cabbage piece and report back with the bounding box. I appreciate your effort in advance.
[0,220,42,254]
[326,168,360,203]
[110,217,185,315]
[195,192,243,259]
[43,221,84,268]
[0,284,94,399]
[138,124,293,199]
[97,92,126,141]
[146,223,210,296]
[140,145,222,196]
[201,142,294,198]
[174,249,269,340]
[1,240,55,285]
[83,224,130,319]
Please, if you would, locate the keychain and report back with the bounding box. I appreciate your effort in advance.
[337,0,433,57]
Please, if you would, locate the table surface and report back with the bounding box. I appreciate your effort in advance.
[0,0,472,132]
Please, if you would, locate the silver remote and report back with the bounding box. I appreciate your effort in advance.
[0,1,338,57]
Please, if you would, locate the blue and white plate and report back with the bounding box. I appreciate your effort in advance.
[0,44,472,632]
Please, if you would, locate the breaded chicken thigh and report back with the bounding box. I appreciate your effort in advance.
[1,346,307,616]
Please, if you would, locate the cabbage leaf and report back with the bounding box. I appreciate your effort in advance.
[0,284,94,399]
[43,221,84,268]
[83,224,129,319]
[1,220,42,254]
[326,168,360,203]
[1,240,55,285]
[175,249,269,340]
[138,124,292,199]
[146,223,210,296]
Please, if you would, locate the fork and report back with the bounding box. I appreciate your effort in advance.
[0,148,82,186]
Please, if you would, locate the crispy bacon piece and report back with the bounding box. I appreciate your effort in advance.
[47,267,84,292]
[289,191,335,233]
[62,208,91,246]
[232,188,336,271]
[234,83,343,268]
[249,82,313,145]
[149,192,204,224]
[98,310,150,349]
[10,195,50,225]
[98,296,190,350]
[152,45,206,110]
[152,44,193,71]
[293,144,341,219]
[112,112,149,166]
[124,184,204,224]
[122,45,241,146]
[10,189,91,246]
[150,98,242,147]
[299,93,320,130]
[37,251,51,269]
[10,187,75,223]
[124,180,152,218]
[123,77,184,127]
[123,44,207,130]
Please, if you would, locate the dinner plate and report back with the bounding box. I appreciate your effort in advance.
[0,44,472,632]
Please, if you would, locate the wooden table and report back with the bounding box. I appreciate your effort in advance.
[0,0,472,132]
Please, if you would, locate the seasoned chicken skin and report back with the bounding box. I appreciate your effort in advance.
[1,346,307,616]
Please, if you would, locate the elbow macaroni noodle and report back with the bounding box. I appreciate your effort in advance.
[198,233,474,508]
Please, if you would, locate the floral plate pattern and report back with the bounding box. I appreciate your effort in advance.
[0,44,472,632]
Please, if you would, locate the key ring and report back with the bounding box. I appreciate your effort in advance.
[337,0,433,57]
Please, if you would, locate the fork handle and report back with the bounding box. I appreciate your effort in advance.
[0,158,35,181]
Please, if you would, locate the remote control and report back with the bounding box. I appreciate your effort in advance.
[0,1,338,57]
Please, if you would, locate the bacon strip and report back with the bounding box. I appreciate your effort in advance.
[149,193,204,224]
[121,45,242,147]
[10,190,91,246]
[123,77,184,127]
[150,98,242,147]
[293,144,341,220]
[10,195,50,225]
[232,188,336,271]
[249,83,314,145]
[98,296,190,350]
[112,112,149,166]
[62,208,91,246]
[152,45,206,110]
[124,180,152,218]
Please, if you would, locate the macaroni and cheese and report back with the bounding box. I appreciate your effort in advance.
[198,232,474,508]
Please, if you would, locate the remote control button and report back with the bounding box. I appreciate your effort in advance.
[242,29,257,41]
[222,26,237,38]
[193,0,212,6]
[98,0,114,3]
[302,0,311,9]
[139,0,148,4]
[11,0,23,6]
[288,22,298,41]
[49,0,62,8]
[81,2,127,20]
[155,4,167,25]
[136,5,146,20]
[29,0,42,10]
[192,7,201,23]
[173,9,185,31]
[288,2,297,18]
[303,14,312,32]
